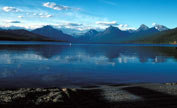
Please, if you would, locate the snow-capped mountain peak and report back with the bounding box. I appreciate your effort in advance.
[137,24,149,31]
[154,24,169,31]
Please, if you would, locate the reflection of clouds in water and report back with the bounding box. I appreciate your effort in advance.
[154,56,167,63]
[92,56,115,66]
[0,47,173,69]
[117,54,139,64]
[14,53,48,61]
[0,53,48,65]
[38,66,50,71]
[1,45,177,87]
[51,54,116,66]
[0,54,12,64]
[0,51,172,68]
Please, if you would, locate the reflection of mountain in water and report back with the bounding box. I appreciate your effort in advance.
[1,44,177,87]
[0,44,177,64]
[77,45,177,63]
[0,45,69,58]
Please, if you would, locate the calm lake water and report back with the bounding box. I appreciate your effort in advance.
[0,41,177,88]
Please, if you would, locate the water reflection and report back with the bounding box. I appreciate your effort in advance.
[0,45,176,64]
[0,44,177,88]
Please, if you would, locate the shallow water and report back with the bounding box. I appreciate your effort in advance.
[0,41,177,88]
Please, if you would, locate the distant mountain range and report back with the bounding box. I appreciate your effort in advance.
[0,24,176,44]
[0,29,60,42]
[126,27,177,44]
[77,24,169,43]
[78,26,130,43]
[32,25,76,42]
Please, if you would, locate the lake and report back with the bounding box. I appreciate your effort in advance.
[0,41,177,88]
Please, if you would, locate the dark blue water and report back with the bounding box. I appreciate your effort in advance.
[0,41,177,88]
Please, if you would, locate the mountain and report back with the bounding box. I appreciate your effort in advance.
[136,24,168,32]
[78,25,169,44]
[78,26,130,43]
[127,27,177,44]
[78,29,99,42]
[0,24,171,43]
[136,24,150,32]
[84,29,98,37]
[0,29,58,41]
[136,24,160,33]
[154,24,169,31]
[136,26,159,35]
[32,25,76,42]
[88,26,130,43]
[127,29,136,33]
[124,24,164,42]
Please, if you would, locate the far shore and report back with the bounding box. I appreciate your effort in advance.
[1,40,177,46]
[1,83,177,108]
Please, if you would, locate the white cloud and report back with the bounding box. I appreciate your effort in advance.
[32,13,53,18]
[65,23,83,27]
[0,24,46,30]
[2,6,20,12]
[43,2,80,11]
[43,2,71,10]
[54,22,85,31]
[33,13,37,16]
[18,16,24,18]
[117,24,136,30]
[118,24,128,28]
[0,25,25,30]
[24,25,46,30]
[4,20,21,23]
[40,14,53,18]
[152,22,157,26]
[96,21,118,26]
[51,22,100,35]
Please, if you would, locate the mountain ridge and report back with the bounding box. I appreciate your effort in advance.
[0,24,174,44]
[32,25,76,42]
[0,29,61,41]
[77,24,169,43]
[125,27,177,44]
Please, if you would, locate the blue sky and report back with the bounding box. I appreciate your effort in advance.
[0,0,177,33]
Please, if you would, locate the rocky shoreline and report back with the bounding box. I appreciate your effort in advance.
[1,83,177,108]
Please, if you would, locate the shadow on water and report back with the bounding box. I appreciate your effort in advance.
[1,86,177,108]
